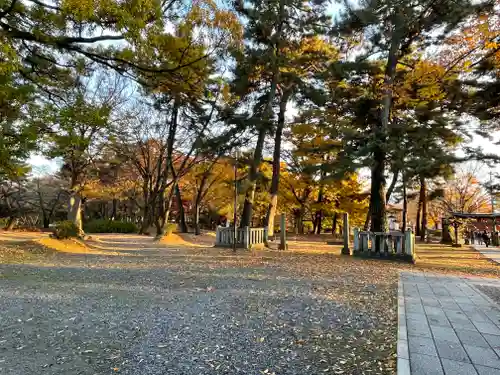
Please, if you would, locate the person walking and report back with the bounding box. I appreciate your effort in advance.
[482,230,491,248]
[476,231,483,245]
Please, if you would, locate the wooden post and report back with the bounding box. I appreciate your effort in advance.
[279,213,287,250]
[341,213,350,255]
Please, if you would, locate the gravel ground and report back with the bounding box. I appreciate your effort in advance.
[477,285,500,305]
[0,236,398,375]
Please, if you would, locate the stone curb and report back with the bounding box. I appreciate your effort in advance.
[398,273,411,375]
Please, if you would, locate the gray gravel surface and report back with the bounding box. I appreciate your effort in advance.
[477,285,500,305]
[0,236,398,375]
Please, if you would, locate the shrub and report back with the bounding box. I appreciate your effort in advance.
[0,218,8,228]
[53,221,80,239]
[84,219,138,234]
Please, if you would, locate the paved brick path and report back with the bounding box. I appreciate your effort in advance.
[398,272,500,375]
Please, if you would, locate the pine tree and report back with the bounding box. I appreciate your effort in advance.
[232,0,330,228]
[333,0,494,233]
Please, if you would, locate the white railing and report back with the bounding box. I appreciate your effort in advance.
[353,228,414,258]
[215,226,267,249]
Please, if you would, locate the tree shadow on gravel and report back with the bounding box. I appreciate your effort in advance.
[0,256,397,375]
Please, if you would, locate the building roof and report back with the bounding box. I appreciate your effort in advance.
[451,212,500,219]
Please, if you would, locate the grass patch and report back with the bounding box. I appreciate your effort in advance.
[414,243,500,278]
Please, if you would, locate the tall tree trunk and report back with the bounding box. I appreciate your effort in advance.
[139,181,150,234]
[240,128,266,228]
[175,184,188,233]
[312,217,318,235]
[240,0,285,228]
[193,172,210,236]
[155,189,176,237]
[140,202,152,234]
[332,213,338,236]
[293,210,300,234]
[111,198,118,220]
[416,199,422,237]
[416,177,426,237]
[5,216,17,231]
[298,206,305,234]
[363,202,371,231]
[370,148,387,234]
[420,176,427,241]
[402,173,408,253]
[194,202,201,235]
[68,190,83,235]
[315,190,324,235]
[370,15,401,235]
[43,216,50,229]
[265,91,289,238]
[316,210,323,234]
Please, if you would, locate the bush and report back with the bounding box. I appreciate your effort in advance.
[53,221,80,239]
[0,218,8,229]
[84,219,138,234]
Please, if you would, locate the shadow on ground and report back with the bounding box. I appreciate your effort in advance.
[0,232,399,375]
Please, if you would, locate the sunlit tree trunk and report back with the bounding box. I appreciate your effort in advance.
[240,129,266,228]
[240,0,285,228]
[420,176,427,241]
[370,15,401,236]
[175,184,188,233]
[68,190,83,235]
[5,216,17,231]
[265,91,290,238]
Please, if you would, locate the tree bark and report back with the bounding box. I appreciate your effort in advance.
[265,91,290,237]
[155,189,175,237]
[402,173,408,253]
[240,128,266,228]
[363,202,371,231]
[111,198,118,220]
[240,0,285,228]
[370,14,401,236]
[5,216,17,231]
[315,189,324,235]
[175,184,188,233]
[386,169,399,202]
[298,206,305,234]
[420,176,427,241]
[370,148,387,234]
[416,198,422,237]
[68,190,83,235]
[194,203,201,235]
[416,177,426,237]
[332,213,338,236]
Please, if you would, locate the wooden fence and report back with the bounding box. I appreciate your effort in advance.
[215,226,267,249]
[353,229,414,259]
